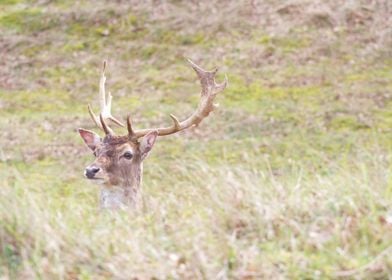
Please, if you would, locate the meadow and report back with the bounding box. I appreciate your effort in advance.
[0,0,391,279]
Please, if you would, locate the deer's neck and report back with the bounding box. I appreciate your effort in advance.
[100,163,143,210]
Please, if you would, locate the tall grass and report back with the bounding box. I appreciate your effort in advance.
[1,146,391,278]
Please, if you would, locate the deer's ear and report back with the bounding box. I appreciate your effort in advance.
[78,128,101,151]
[139,131,158,160]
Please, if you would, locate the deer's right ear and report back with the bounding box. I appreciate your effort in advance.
[78,128,101,151]
[139,131,158,160]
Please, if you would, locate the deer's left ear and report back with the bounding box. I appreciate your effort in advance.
[139,131,158,160]
[78,128,101,151]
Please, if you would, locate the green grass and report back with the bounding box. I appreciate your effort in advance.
[0,0,391,278]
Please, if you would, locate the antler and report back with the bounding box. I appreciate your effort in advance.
[88,59,227,139]
[88,61,124,133]
[127,58,228,140]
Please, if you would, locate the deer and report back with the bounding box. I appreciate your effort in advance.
[78,59,227,210]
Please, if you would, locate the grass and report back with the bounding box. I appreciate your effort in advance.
[0,0,391,278]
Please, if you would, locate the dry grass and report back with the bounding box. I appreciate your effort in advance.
[1,153,391,278]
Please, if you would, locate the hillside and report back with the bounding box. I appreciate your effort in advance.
[0,0,391,278]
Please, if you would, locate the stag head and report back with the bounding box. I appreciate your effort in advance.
[78,58,227,208]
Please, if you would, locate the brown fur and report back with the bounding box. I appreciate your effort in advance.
[80,130,157,209]
[92,139,141,187]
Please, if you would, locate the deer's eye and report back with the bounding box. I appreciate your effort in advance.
[123,151,133,160]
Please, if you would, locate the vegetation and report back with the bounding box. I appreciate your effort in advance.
[0,0,391,278]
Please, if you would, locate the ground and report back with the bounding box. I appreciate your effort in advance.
[0,0,391,279]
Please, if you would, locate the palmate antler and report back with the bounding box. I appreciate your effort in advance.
[88,58,227,140]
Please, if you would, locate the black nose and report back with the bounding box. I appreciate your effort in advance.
[85,167,100,179]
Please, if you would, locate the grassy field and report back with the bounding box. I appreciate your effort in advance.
[0,0,391,279]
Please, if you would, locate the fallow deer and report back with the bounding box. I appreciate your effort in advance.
[78,59,227,209]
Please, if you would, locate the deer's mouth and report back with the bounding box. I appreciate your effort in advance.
[87,177,107,185]
[85,175,106,182]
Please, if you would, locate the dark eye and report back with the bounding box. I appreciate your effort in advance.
[123,151,133,160]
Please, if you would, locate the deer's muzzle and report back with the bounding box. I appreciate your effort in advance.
[85,166,101,179]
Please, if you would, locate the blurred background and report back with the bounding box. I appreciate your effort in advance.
[0,0,391,278]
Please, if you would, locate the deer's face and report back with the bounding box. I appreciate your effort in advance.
[78,129,157,187]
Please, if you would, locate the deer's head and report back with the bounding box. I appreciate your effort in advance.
[78,128,157,187]
[78,59,227,193]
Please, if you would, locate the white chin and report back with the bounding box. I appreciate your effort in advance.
[87,178,106,185]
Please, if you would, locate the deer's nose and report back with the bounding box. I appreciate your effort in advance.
[85,166,101,179]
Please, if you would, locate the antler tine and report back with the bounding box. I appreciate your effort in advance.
[169,114,181,130]
[130,58,227,139]
[88,104,100,128]
[88,61,124,132]
[127,115,136,139]
[100,114,114,136]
